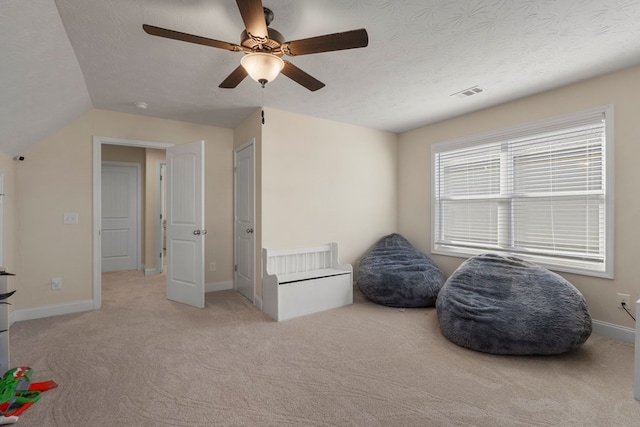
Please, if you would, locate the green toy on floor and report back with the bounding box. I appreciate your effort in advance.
[0,367,57,424]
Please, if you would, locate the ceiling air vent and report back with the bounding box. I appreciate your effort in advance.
[451,85,485,99]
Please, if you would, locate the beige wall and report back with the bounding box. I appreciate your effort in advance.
[398,64,640,328]
[261,108,398,286]
[232,108,398,299]
[15,109,234,309]
[102,145,146,163]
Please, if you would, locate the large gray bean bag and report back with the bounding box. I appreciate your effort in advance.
[436,253,592,355]
[357,234,445,308]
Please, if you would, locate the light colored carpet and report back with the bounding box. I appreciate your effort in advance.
[8,270,640,426]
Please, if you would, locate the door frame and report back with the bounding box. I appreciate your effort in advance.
[101,161,142,272]
[92,136,173,309]
[233,139,256,304]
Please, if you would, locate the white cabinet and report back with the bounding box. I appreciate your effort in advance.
[0,270,15,375]
[262,243,353,321]
[635,299,640,401]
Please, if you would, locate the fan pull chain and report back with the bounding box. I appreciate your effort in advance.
[261,87,265,124]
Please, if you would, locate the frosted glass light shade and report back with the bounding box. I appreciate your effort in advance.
[240,53,285,86]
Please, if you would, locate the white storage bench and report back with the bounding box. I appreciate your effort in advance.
[635,299,640,401]
[262,243,353,321]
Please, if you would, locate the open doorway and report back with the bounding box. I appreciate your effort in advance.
[92,137,172,309]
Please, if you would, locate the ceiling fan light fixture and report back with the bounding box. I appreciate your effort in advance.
[240,52,284,87]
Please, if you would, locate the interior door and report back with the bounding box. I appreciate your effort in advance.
[166,141,205,308]
[234,142,255,302]
[101,163,139,272]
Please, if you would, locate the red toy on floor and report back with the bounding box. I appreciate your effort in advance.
[0,367,57,424]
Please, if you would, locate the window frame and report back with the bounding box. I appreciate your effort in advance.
[430,105,614,279]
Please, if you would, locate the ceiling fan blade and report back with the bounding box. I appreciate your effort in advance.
[143,24,245,52]
[282,29,368,56]
[236,0,268,39]
[281,61,325,92]
[219,65,248,89]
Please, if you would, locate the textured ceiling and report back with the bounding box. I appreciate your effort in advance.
[2,0,640,156]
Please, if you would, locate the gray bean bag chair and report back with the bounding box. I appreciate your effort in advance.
[436,253,592,355]
[357,233,445,308]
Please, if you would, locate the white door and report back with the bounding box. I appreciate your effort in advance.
[234,142,255,302]
[166,141,206,308]
[102,163,139,272]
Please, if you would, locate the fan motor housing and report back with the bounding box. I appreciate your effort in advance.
[241,28,285,53]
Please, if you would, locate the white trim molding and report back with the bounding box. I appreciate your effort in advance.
[592,319,634,343]
[11,300,95,324]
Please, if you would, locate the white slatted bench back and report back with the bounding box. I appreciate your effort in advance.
[264,244,350,284]
[266,245,333,276]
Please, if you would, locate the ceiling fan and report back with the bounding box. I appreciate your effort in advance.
[143,0,369,91]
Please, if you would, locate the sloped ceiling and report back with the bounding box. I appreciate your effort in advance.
[0,0,92,156]
[2,0,640,156]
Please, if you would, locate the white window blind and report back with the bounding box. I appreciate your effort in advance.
[432,105,613,277]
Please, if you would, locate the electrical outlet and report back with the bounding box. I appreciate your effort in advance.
[616,293,630,309]
[209,262,216,271]
[51,277,62,290]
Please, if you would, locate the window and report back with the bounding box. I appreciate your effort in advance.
[431,105,613,278]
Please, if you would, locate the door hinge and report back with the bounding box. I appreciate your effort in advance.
[234,265,238,272]
[160,213,163,220]
[160,252,163,258]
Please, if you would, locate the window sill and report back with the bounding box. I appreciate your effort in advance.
[433,246,613,279]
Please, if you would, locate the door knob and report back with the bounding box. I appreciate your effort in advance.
[201,229,207,235]
[193,230,201,235]
[246,228,254,234]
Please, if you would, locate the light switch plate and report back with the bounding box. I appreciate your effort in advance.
[63,212,78,224]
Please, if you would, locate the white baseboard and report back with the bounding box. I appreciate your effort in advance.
[592,319,635,343]
[11,300,95,324]
[205,280,233,293]
[254,295,263,311]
